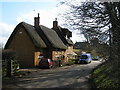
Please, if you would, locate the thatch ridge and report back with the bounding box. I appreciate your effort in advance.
[52,26,73,45]
[40,25,67,49]
[5,22,47,49]
[22,22,47,48]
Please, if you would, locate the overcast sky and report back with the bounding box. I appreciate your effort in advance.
[0,0,86,47]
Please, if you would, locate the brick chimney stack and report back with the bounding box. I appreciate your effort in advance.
[34,13,40,27]
[53,18,58,29]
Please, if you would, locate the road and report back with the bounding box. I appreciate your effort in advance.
[3,61,101,89]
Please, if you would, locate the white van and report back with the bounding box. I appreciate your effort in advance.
[79,53,92,64]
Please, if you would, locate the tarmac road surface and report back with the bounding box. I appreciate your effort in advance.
[3,61,101,89]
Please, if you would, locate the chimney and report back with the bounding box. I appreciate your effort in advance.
[53,18,58,29]
[34,13,40,27]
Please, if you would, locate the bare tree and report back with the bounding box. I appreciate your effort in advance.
[59,1,111,44]
[104,2,120,62]
[60,1,120,60]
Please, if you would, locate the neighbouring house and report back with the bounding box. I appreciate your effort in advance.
[52,18,76,62]
[74,38,99,50]
[5,14,67,68]
[73,42,90,55]
[74,42,90,50]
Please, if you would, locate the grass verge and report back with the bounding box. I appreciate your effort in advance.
[90,61,119,89]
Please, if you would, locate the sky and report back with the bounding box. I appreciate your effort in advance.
[0,0,86,48]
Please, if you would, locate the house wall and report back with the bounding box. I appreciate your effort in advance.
[34,48,45,67]
[64,45,74,62]
[7,26,35,68]
[46,48,52,59]
[34,51,40,67]
[51,46,74,64]
[52,50,65,61]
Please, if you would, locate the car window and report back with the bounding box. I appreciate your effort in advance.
[81,55,88,59]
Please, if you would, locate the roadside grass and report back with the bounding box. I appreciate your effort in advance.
[90,61,119,88]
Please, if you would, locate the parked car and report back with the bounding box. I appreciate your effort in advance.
[39,58,53,69]
[93,56,99,60]
[79,53,92,64]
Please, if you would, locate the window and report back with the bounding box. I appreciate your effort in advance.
[81,55,88,59]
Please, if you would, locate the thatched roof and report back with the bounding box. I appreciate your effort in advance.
[5,22,47,49]
[5,22,67,49]
[52,26,73,45]
[66,38,74,45]
[40,25,67,49]
[52,26,68,45]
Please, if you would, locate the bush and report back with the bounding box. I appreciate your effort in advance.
[64,59,75,66]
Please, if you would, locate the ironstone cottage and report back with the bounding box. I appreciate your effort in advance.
[52,19,76,62]
[5,14,74,68]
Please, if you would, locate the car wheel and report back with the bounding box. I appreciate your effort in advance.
[89,61,91,63]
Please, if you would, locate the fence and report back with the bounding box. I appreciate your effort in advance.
[2,59,19,77]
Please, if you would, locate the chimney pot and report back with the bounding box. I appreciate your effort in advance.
[38,13,39,18]
[34,13,40,27]
[55,18,57,21]
[53,18,58,29]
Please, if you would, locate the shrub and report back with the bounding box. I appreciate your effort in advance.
[64,59,76,66]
